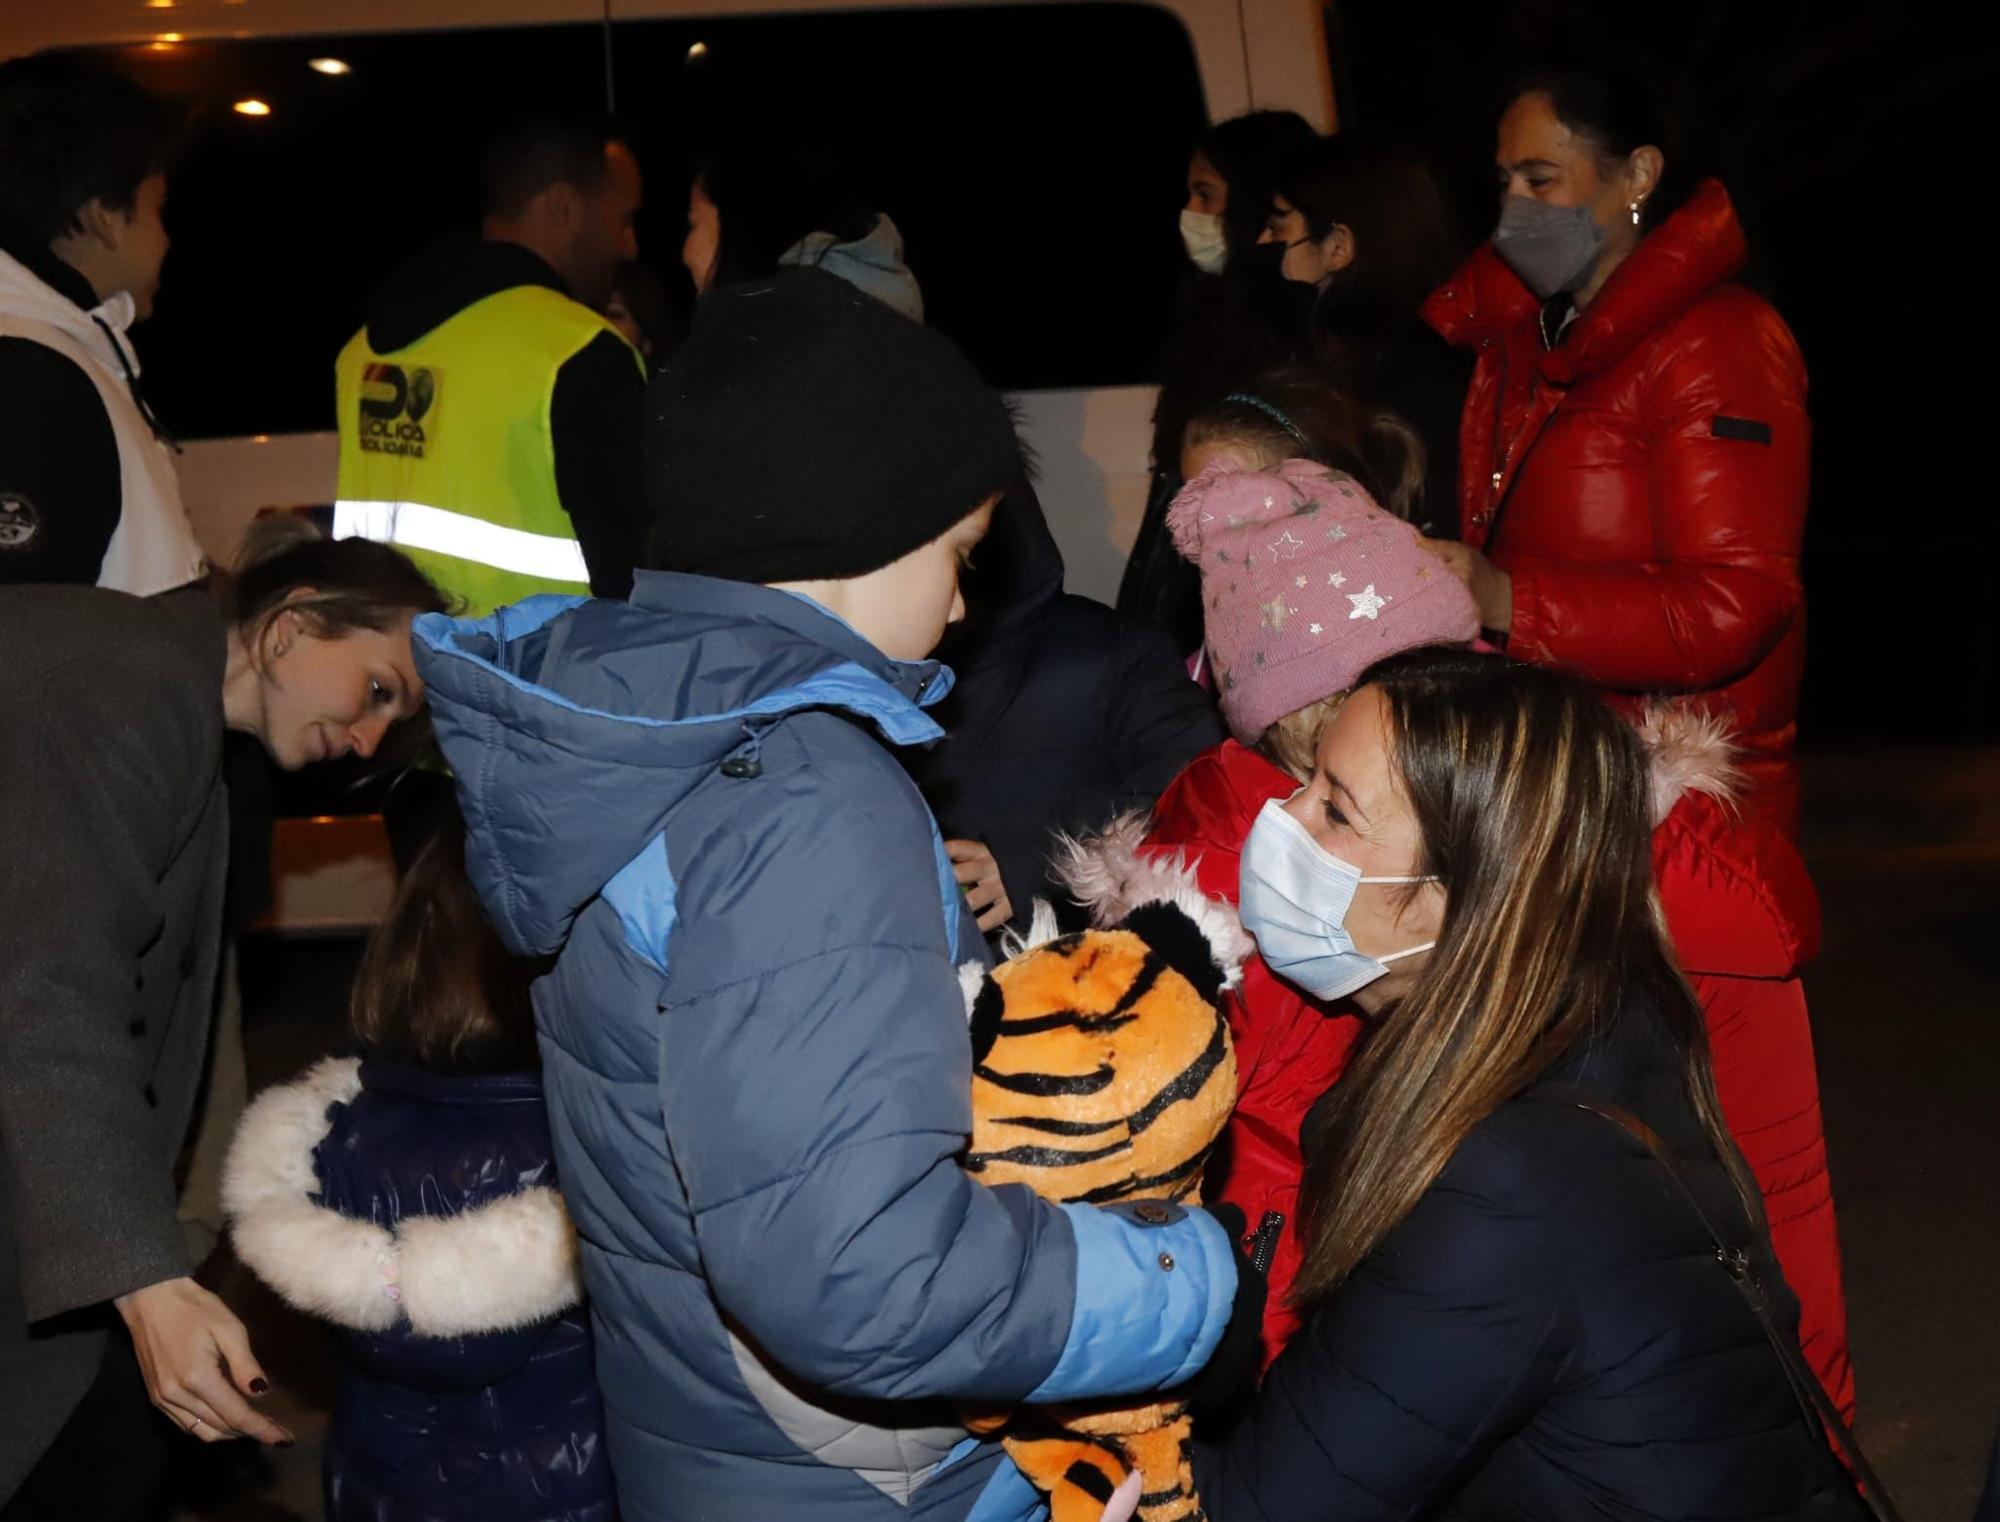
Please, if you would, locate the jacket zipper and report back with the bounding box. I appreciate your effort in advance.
[1246,1211,1284,1277]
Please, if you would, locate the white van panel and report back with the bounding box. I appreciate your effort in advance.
[1009,386,1160,604]
[178,431,338,566]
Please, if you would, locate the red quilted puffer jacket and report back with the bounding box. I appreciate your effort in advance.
[1422,180,1810,838]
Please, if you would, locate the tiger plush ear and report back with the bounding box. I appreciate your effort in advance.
[966,974,1005,1065]
[1115,897,1248,1005]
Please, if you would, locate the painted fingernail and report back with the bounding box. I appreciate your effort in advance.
[277,1437,296,1449]
[249,1378,270,1395]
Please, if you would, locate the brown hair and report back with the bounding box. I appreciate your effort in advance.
[1259,692,1346,783]
[350,809,543,1074]
[217,518,452,775]
[1183,369,1426,521]
[1271,136,1460,383]
[217,517,452,656]
[1291,647,1760,1304]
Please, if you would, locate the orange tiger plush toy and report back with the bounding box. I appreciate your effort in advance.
[960,861,1249,1522]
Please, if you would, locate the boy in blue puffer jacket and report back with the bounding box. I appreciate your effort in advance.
[409,268,1256,1522]
[224,810,614,1522]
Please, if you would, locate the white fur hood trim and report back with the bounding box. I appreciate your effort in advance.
[1636,701,1742,826]
[1053,812,1253,990]
[222,1056,583,1338]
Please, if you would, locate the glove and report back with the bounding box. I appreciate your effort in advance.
[1170,1202,1267,1418]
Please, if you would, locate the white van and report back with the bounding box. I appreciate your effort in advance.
[4,0,1335,928]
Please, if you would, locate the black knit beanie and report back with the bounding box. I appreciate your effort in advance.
[648,268,1021,584]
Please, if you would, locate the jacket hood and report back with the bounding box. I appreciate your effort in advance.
[412,573,952,960]
[933,475,1065,663]
[779,212,925,323]
[0,211,100,313]
[1423,179,1749,382]
[223,1056,585,1338]
[363,239,569,353]
[0,239,145,378]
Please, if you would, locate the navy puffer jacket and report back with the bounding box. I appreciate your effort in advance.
[224,1057,614,1522]
[1193,997,1866,1520]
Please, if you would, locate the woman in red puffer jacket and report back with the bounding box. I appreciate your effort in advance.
[1418,63,1850,1416]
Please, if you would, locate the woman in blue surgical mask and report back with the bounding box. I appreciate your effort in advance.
[1415,59,1847,1417]
[1191,647,1871,1521]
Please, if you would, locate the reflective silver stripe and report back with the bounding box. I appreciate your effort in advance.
[333,499,590,584]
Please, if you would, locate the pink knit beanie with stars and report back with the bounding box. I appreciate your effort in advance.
[1166,458,1479,743]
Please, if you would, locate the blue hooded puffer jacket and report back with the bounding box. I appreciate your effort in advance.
[412,574,1239,1522]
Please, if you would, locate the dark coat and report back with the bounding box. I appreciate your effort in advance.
[1193,996,1866,1520]
[908,482,1225,929]
[225,1057,614,1522]
[0,586,229,1500]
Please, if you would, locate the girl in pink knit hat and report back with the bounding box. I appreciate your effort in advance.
[1066,377,1477,1364]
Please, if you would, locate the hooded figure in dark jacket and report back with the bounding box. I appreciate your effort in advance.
[906,476,1225,934]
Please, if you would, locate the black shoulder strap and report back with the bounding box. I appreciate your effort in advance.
[1536,1087,1900,1522]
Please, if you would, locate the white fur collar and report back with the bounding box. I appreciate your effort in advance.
[222,1056,583,1337]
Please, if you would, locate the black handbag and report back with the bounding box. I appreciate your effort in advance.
[1538,1088,1904,1522]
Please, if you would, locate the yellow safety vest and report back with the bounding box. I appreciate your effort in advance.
[333,284,642,616]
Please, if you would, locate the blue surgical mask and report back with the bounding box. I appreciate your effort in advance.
[1238,797,1437,1001]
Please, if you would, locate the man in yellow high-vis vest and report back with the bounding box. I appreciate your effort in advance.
[335,112,647,616]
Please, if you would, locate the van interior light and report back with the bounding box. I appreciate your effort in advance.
[153,33,183,44]
[233,98,272,117]
[686,41,709,60]
[308,57,351,76]
[143,0,174,8]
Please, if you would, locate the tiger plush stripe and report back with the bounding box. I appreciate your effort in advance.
[962,876,1249,1522]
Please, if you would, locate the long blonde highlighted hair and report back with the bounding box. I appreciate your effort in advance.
[1292,647,1761,1304]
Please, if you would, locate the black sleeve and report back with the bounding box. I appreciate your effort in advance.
[0,338,121,586]
[549,330,647,601]
[1193,1135,1567,1520]
[980,619,1224,929]
[1099,625,1227,818]
[0,626,212,1316]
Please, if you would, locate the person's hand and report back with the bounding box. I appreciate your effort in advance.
[114,1276,292,1446]
[947,840,1014,933]
[1416,534,1513,633]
